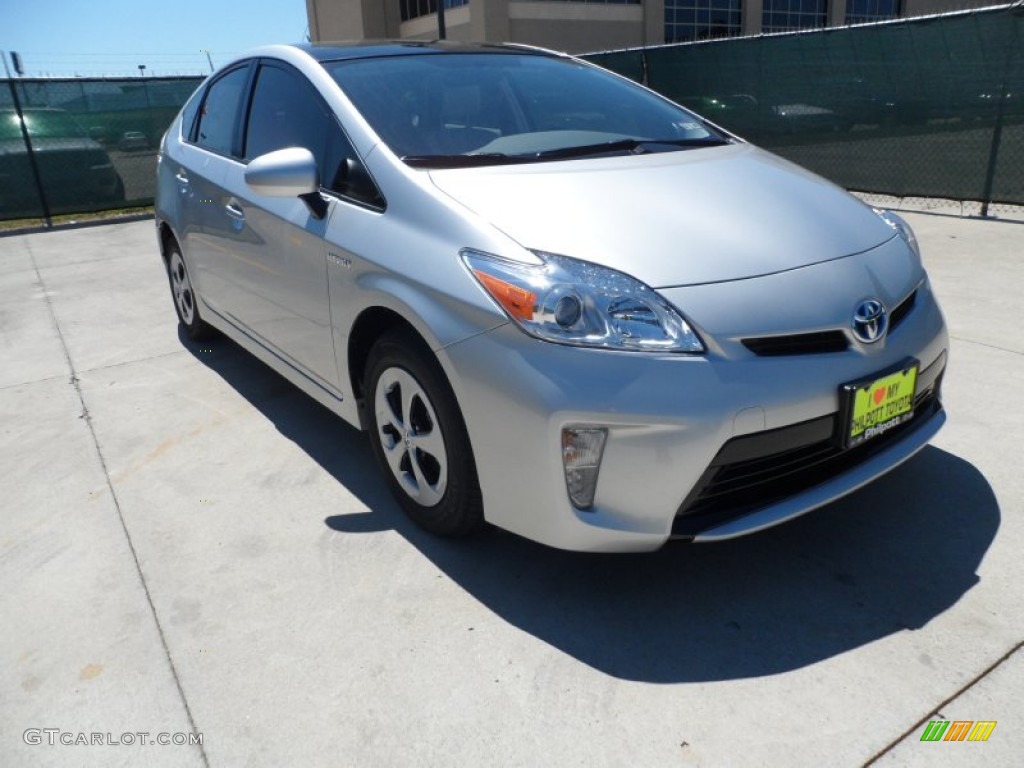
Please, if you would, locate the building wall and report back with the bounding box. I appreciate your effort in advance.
[509,2,647,53]
[399,5,473,40]
[310,0,659,50]
[472,0,511,42]
[306,0,401,42]
[307,0,1005,51]
[742,0,762,34]
[509,19,646,52]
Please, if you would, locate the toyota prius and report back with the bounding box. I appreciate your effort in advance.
[155,42,947,552]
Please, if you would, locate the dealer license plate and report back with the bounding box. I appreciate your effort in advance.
[843,363,918,448]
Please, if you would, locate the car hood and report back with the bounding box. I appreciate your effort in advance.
[428,143,896,287]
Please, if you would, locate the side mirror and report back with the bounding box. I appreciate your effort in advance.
[245,147,327,218]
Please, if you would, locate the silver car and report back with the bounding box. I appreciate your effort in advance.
[154,42,947,552]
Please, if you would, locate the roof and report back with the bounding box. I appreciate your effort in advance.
[293,40,558,63]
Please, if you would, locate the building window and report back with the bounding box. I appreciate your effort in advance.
[845,0,900,24]
[400,0,469,24]
[762,0,827,33]
[665,0,742,44]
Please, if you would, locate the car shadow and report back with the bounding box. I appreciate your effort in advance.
[183,329,1000,683]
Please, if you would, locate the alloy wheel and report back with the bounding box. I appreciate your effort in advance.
[169,251,195,325]
[374,366,448,507]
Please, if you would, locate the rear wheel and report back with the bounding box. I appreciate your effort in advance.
[166,242,211,340]
[365,331,483,536]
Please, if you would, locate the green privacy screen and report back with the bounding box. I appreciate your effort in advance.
[1,77,202,222]
[585,3,1024,207]
[2,7,1022,223]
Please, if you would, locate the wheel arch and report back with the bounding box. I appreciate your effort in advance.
[356,307,485,535]
[347,307,435,429]
[156,219,179,264]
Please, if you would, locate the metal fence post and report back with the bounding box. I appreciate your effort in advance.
[979,86,1007,219]
[978,11,1019,218]
[6,79,52,228]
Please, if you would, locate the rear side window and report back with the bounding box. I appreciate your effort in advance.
[196,66,249,156]
[245,62,382,208]
[179,86,204,141]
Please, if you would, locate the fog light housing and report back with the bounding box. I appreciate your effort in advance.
[561,427,607,510]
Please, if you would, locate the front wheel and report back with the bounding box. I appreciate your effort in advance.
[365,331,484,536]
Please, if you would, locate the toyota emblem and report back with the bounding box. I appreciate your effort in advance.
[852,299,888,343]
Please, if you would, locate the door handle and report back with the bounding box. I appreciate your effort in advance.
[175,170,189,185]
[225,203,245,220]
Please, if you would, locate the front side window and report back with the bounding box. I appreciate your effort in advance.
[326,53,725,167]
[195,66,249,156]
[244,63,382,207]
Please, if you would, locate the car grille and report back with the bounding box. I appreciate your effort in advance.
[672,352,945,538]
[742,331,848,356]
[740,288,918,357]
[888,290,917,332]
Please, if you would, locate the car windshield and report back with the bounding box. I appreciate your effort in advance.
[0,110,89,140]
[324,53,726,167]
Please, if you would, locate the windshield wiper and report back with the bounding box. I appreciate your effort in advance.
[402,153,526,169]
[530,136,730,160]
[402,136,730,169]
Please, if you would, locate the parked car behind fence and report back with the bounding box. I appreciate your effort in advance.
[0,107,124,219]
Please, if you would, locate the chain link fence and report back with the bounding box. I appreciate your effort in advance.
[1,76,202,223]
[3,6,1022,224]
[584,3,1024,215]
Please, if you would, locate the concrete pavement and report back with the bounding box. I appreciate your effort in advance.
[1,213,1021,766]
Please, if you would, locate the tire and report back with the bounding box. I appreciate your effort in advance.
[165,242,212,341]
[365,331,484,536]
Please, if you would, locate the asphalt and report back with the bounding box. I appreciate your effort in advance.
[1,212,1021,767]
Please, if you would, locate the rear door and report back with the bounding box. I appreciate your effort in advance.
[177,62,253,309]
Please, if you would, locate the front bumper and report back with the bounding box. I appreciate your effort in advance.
[679,364,945,542]
[691,401,944,542]
[439,263,948,553]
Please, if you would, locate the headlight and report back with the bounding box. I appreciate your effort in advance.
[875,209,920,259]
[461,249,704,353]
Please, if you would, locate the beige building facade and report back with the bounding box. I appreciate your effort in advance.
[305,0,1002,54]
